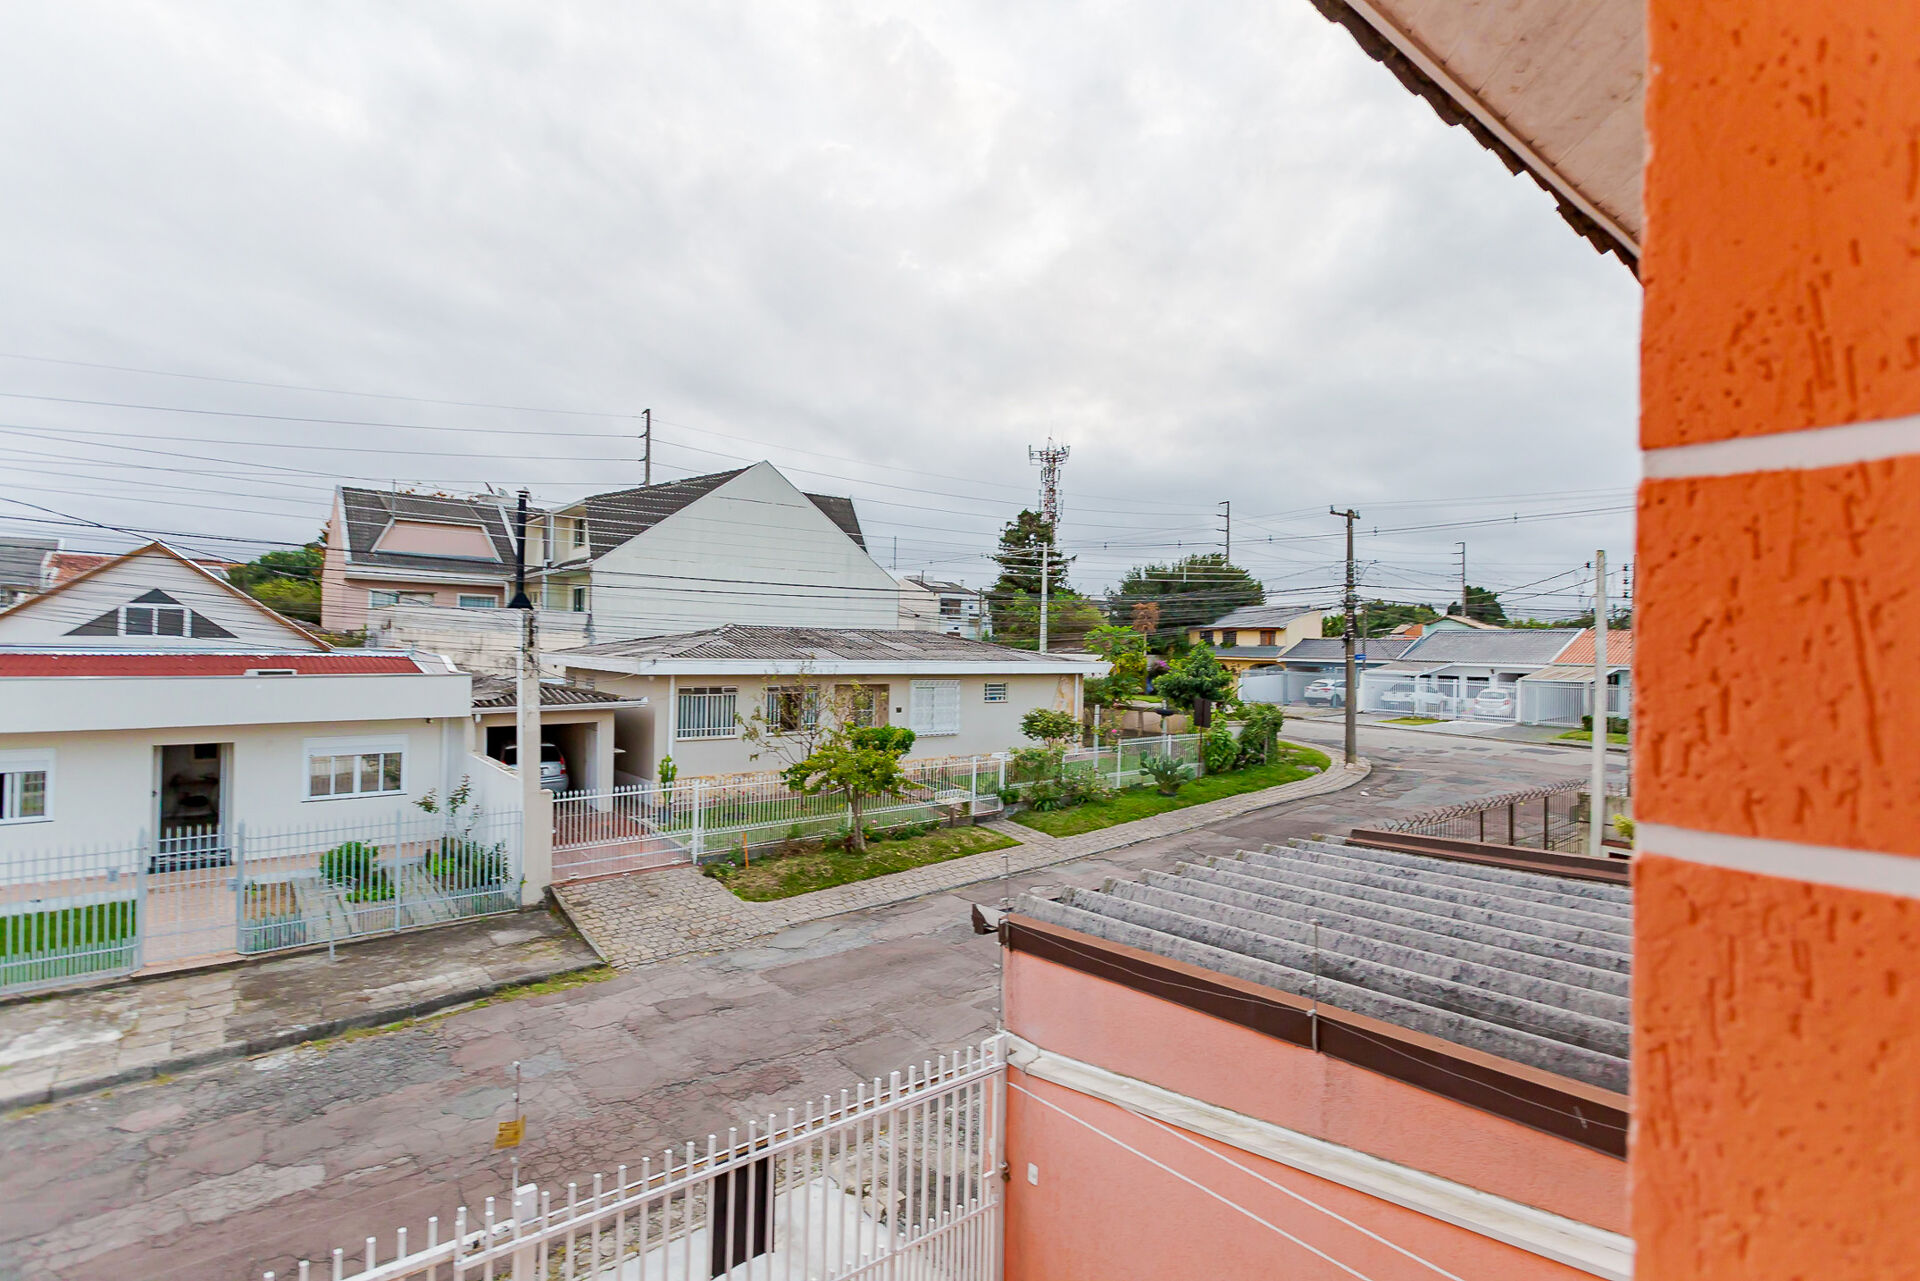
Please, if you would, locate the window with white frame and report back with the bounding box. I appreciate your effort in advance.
[763,685,821,734]
[677,686,739,739]
[983,682,1008,703]
[457,594,499,608]
[0,752,50,823]
[306,743,405,800]
[121,603,190,636]
[910,679,961,736]
[369,590,434,608]
[835,683,888,728]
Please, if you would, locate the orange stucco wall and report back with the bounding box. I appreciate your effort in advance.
[1003,951,1625,1276]
[1004,1070,1603,1281]
[1636,2,1920,1276]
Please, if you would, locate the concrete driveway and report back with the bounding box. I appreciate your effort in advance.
[0,724,1611,1281]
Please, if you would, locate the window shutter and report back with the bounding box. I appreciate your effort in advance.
[912,680,961,735]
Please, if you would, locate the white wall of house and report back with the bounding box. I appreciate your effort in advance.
[0,716,467,856]
[0,547,321,649]
[572,669,1079,779]
[582,463,900,637]
[366,605,595,678]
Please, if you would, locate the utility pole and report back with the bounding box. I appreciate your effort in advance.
[1332,507,1360,766]
[1456,541,1468,620]
[1038,541,1050,654]
[511,490,548,905]
[1589,551,1609,860]
[1218,500,1231,562]
[642,408,652,486]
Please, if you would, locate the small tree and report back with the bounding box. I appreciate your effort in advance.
[780,725,918,854]
[1156,645,1237,715]
[1021,708,1080,745]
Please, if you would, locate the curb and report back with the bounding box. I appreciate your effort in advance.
[1,957,607,1114]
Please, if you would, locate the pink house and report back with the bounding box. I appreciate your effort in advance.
[320,487,519,631]
[992,836,1632,1279]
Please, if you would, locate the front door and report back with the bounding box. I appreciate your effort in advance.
[155,742,229,870]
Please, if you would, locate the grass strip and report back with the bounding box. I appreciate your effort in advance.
[712,825,1019,902]
[1011,745,1333,838]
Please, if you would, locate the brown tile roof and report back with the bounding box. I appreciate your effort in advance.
[1553,628,1633,666]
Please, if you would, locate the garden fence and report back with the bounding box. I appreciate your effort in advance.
[263,1036,1007,1281]
[551,733,1205,873]
[1376,779,1631,853]
[0,807,521,997]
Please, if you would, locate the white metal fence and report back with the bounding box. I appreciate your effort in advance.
[0,808,521,996]
[551,734,1205,874]
[264,1037,1007,1281]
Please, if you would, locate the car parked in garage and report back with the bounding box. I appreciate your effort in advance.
[502,741,572,793]
[1472,686,1517,719]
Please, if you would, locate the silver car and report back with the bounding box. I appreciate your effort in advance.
[503,742,572,793]
[1472,687,1516,719]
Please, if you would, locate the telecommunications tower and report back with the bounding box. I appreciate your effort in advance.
[1028,438,1070,524]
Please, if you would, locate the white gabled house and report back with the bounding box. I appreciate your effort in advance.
[0,543,475,858]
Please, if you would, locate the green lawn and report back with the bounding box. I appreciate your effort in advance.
[0,900,139,985]
[1011,745,1334,838]
[1382,716,1444,725]
[1557,729,1631,746]
[710,824,1019,901]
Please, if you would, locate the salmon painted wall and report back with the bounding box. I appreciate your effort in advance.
[1004,1071,1603,1281]
[1636,2,1920,1276]
[1002,950,1626,1280]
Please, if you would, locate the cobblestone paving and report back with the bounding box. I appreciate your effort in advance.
[555,758,1372,968]
[0,911,598,1110]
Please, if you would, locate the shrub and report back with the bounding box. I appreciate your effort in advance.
[1008,745,1066,786]
[1140,755,1191,797]
[1580,715,1630,736]
[320,840,381,886]
[1611,814,1636,842]
[1202,727,1239,774]
[1020,708,1081,745]
[1235,705,1286,767]
[346,868,395,903]
[426,837,507,888]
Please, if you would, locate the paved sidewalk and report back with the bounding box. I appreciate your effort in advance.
[556,759,1371,967]
[0,908,600,1111]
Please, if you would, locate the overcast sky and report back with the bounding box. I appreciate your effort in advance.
[0,1,1641,617]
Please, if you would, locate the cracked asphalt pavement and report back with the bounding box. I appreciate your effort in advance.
[0,722,1616,1281]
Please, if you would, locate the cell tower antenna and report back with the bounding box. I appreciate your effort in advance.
[1028,438,1070,525]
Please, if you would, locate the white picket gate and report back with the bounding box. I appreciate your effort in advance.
[264,1037,1008,1281]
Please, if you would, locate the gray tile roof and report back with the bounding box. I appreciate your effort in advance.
[1015,836,1632,1091]
[1278,636,1417,664]
[470,676,634,709]
[1203,603,1325,630]
[338,488,517,576]
[1394,628,1584,666]
[561,624,1062,665]
[575,468,866,558]
[0,538,56,591]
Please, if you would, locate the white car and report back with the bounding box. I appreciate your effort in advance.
[1472,686,1516,719]
[1302,678,1347,708]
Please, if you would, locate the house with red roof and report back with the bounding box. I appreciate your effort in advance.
[0,542,475,863]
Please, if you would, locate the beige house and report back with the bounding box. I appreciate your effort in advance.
[1185,604,1332,674]
[552,625,1088,781]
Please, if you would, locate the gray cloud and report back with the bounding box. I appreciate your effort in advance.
[0,0,1640,616]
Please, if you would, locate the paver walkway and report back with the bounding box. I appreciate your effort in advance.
[0,909,598,1111]
[556,759,1371,967]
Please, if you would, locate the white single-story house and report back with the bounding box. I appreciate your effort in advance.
[0,543,474,857]
[1357,627,1585,718]
[1516,628,1633,726]
[552,625,1090,780]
